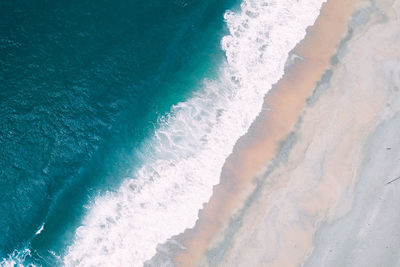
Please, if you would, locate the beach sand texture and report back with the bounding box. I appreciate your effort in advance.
[146,0,400,266]
[200,0,400,266]
[174,0,362,265]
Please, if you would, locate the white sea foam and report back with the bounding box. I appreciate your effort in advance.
[35,223,45,236]
[64,0,325,265]
[0,249,33,267]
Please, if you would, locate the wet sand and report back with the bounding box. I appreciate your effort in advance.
[171,0,362,266]
[146,0,400,266]
[198,0,400,266]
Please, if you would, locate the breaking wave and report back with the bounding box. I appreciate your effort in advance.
[63,0,326,265]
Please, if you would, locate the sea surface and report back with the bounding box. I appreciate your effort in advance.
[0,0,324,266]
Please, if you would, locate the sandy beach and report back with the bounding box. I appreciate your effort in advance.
[6,0,400,265]
[145,0,400,266]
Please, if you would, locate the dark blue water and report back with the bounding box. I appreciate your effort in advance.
[0,0,238,265]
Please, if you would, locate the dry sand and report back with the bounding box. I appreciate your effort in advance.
[195,0,400,266]
[171,0,362,266]
[146,0,400,266]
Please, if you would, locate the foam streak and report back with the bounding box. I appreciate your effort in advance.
[64,0,325,265]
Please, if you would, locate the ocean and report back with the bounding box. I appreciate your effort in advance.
[0,0,324,266]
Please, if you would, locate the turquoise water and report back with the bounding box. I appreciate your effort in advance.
[0,0,238,265]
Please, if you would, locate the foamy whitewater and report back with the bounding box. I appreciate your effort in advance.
[62,0,326,266]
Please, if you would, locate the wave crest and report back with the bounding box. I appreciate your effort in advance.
[64,0,325,265]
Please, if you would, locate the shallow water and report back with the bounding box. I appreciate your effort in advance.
[0,0,236,265]
[0,0,325,265]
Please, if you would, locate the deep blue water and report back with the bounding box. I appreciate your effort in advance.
[0,0,238,265]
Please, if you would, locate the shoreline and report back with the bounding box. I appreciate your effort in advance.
[190,0,400,265]
[171,0,362,266]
